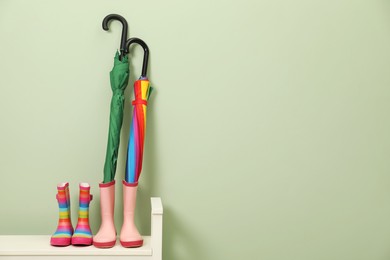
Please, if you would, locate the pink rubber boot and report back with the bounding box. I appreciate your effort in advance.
[93,180,116,248]
[120,180,143,247]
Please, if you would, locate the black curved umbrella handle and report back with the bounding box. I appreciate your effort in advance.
[126,37,149,78]
[102,14,128,60]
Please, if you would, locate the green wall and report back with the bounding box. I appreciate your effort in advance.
[1,0,390,259]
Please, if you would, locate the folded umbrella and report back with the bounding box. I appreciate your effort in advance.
[125,38,151,183]
[102,14,129,183]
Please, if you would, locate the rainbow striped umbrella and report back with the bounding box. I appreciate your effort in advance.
[126,79,152,183]
[125,38,151,183]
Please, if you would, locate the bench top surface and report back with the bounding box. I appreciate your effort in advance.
[0,235,152,256]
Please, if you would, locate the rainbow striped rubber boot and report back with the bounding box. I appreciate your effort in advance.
[72,183,93,246]
[50,182,74,246]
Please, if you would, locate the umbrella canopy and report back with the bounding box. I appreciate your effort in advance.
[103,52,129,183]
[126,78,152,183]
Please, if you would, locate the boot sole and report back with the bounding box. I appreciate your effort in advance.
[120,239,143,248]
[72,236,93,246]
[93,240,116,248]
[50,237,71,247]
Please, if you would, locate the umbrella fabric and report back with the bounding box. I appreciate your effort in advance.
[103,52,129,183]
[125,78,152,183]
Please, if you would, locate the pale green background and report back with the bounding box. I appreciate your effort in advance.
[1,0,390,259]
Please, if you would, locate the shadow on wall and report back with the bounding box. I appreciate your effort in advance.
[128,55,205,259]
[163,207,206,260]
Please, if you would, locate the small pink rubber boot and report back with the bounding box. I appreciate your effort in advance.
[93,180,116,248]
[120,180,143,247]
[50,182,74,246]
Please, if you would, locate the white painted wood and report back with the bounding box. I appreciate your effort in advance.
[0,236,152,256]
[151,197,163,215]
[151,197,163,260]
[0,197,163,260]
[1,256,151,260]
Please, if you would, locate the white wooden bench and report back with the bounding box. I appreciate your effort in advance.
[0,197,163,260]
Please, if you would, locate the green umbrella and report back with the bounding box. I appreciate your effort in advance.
[101,14,130,183]
[103,52,129,183]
